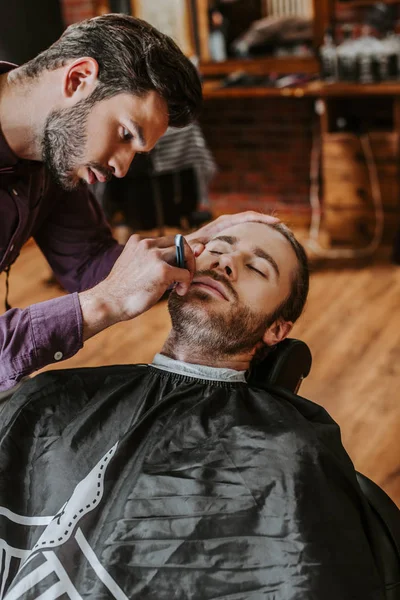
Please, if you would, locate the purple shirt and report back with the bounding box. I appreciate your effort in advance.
[0,62,123,390]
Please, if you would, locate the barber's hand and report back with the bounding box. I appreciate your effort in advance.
[186,211,279,257]
[79,234,195,341]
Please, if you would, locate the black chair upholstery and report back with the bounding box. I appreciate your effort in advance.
[250,338,312,394]
[356,473,400,600]
[254,338,400,600]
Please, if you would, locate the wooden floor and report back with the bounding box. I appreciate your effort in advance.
[2,238,400,507]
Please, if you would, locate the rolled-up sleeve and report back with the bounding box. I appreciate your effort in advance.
[0,293,82,391]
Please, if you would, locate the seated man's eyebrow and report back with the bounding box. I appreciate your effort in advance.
[128,119,147,148]
[253,247,280,279]
[212,235,238,246]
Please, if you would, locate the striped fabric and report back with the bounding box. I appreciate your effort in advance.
[152,123,217,206]
[264,0,313,18]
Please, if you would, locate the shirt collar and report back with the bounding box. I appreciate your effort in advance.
[152,353,247,383]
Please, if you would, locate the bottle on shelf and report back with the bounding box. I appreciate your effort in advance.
[208,8,227,62]
[355,24,384,84]
[337,25,358,82]
[320,27,338,82]
[379,32,399,81]
[389,33,400,80]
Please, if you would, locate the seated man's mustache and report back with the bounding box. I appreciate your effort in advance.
[193,269,238,301]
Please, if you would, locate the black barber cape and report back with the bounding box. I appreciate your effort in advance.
[0,364,384,599]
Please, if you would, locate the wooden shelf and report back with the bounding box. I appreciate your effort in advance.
[203,79,400,99]
[202,80,311,98]
[308,81,400,96]
[200,56,320,76]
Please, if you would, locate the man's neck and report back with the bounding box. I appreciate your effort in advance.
[0,68,54,161]
[161,330,254,372]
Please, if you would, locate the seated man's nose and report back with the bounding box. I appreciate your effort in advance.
[213,256,235,278]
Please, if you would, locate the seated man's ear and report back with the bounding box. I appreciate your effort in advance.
[262,319,293,347]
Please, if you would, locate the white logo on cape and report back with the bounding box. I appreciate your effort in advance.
[0,442,128,600]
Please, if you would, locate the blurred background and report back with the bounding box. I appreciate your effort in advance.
[1,0,400,506]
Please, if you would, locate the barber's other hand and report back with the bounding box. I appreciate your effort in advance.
[79,234,195,341]
[186,211,279,257]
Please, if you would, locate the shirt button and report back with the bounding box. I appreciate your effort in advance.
[12,188,18,196]
[54,351,63,361]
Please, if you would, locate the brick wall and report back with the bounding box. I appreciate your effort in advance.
[202,97,313,217]
[60,0,96,26]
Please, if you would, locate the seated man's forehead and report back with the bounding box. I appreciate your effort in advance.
[214,222,285,246]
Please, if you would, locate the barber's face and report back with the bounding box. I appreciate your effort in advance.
[42,91,168,191]
[168,222,298,356]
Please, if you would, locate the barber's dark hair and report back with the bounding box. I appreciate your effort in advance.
[18,13,202,128]
[266,221,309,325]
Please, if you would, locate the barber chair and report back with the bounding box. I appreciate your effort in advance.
[250,339,400,600]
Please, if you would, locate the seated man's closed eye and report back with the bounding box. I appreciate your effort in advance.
[0,220,384,600]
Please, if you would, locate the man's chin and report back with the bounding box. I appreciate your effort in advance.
[168,288,231,339]
[55,173,85,192]
[61,180,84,192]
[44,162,83,191]
[61,169,87,191]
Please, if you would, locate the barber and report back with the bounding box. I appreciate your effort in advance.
[0,14,277,394]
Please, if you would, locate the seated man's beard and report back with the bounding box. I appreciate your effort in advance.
[168,270,276,358]
[42,98,92,191]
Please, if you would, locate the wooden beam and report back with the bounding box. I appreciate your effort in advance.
[94,0,111,16]
[195,0,210,62]
[312,0,335,49]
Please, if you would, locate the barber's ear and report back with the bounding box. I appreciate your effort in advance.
[62,57,99,99]
[262,319,293,346]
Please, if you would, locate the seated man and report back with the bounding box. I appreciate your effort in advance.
[0,221,384,599]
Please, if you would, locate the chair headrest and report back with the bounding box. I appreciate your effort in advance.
[249,338,312,394]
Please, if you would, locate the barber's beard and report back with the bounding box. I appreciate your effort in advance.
[41,97,92,191]
[168,270,274,358]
